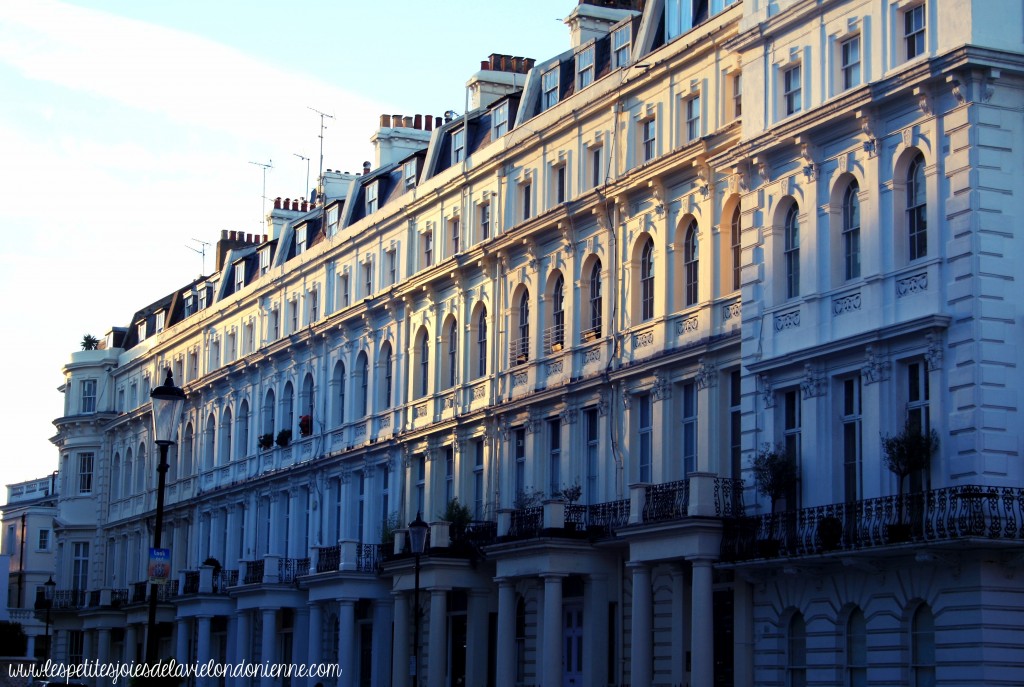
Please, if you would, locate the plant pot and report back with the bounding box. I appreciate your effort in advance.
[818,516,842,551]
[756,538,781,558]
[886,523,913,543]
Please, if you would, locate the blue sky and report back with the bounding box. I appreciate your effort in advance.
[0,0,572,493]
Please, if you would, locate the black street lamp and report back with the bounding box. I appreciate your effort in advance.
[408,512,429,687]
[43,575,55,661]
[145,370,186,664]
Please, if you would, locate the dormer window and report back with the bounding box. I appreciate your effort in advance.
[183,294,195,317]
[259,247,271,275]
[198,287,208,310]
[365,182,379,214]
[154,311,165,333]
[137,321,146,341]
[613,24,632,68]
[492,102,509,138]
[296,225,307,255]
[542,68,559,110]
[452,129,466,164]
[234,263,245,293]
[576,47,595,89]
[404,160,418,190]
[326,206,340,237]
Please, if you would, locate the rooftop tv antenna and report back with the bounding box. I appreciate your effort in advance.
[307,106,334,183]
[294,153,311,201]
[186,238,212,276]
[249,159,273,227]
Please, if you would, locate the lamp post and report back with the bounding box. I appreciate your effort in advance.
[408,512,429,687]
[43,575,55,661]
[145,370,186,664]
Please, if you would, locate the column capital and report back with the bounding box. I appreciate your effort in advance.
[427,586,451,594]
[688,556,716,567]
[337,596,358,605]
[626,560,650,572]
[494,576,515,587]
[540,572,568,581]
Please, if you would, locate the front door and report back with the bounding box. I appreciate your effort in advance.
[563,602,584,687]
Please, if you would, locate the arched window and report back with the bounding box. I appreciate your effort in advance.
[263,389,276,437]
[418,328,430,398]
[846,608,867,687]
[785,205,800,299]
[589,260,602,336]
[512,290,530,365]
[300,373,315,426]
[124,447,134,497]
[220,407,233,464]
[476,307,488,378]
[911,604,935,687]
[730,206,742,291]
[237,400,250,459]
[381,343,393,408]
[357,352,369,416]
[182,423,194,475]
[204,414,216,471]
[550,275,565,350]
[111,452,121,500]
[843,181,861,280]
[449,320,460,386]
[136,443,147,492]
[787,612,807,687]
[907,153,927,261]
[640,238,655,321]
[684,220,699,306]
[282,382,295,433]
[332,362,346,426]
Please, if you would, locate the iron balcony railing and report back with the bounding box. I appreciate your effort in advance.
[508,337,529,366]
[357,544,381,573]
[586,499,631,534]
[721,484,1024,561]
[714,477,746,518]
[643,480,690,522]
[111,588,129,607]
[508,506,543,538]
[183,571,200,594]
[316,545,341,573]
[243,560,264,585]
[279,557,310,583]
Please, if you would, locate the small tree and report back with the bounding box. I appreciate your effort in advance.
[275,429,293,447]
[438,498,472,529]
[379,511,402,544]
[556,482,582,505]
[81,334,100,351]
[752,443,797,513]
[0,621,27,656]
[882,419,939,498]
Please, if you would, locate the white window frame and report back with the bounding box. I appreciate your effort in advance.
[576,46,595,90]
[259,248,271,275]
[327,205,340,236]
[783,63,802,116]
[492,102,509,138]
[80,379,97,414]
[452,129,466,164]
[296,225,307,255]
[365,181,379,214]
[479,202,491,241]
[841,35,861,90]
[404,160,418,190]
[155,311,165,333]
[542,68,559,110]
[685,94,701,142]
[612,24,632,68]
[641,118,657,162]
[78,452,94,494]
[904,3,926,61]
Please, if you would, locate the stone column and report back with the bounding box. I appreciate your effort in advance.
[338,598,356,687]
[175,618,190,664]
[496,578,516,687]
[690,558,714,687]
[584,574,609,687]
[196,616,212,687]
[542,574,565,687]
[427,588,448,687]
[372,597,394,687]
[269,495,283,556]
[293,605,309,687]
[307,603,323,682]
[391,591,409,687]
[234,611,249,687]
[465,590,490,687]
[225,507,240,569]
[671,564,688,686]
[734,577,754,687]
[260,608,276,687]
[629,562,652,687]
[82,629,93,663]
[124,625,138,663]
[97,628,111,687]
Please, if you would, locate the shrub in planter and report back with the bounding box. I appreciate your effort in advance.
[882,419,938,541]
[299,415,313,436]
[752,443,797,513]
[818,516,843,551]
[258,433,274,450]
[275,429,292,447]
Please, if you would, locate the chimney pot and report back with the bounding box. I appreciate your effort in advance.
[262,234,268,243]
[424,116,433,132]
[380,114,390,127]
[414,114,423,129]
[435,116,442,129]
[403,115,413,127]
[363,161,371,175]
[274,197,282,209]
[391,114,402,128]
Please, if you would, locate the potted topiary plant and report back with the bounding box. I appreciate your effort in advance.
[882,419,938,542]
[752,443,798,557]
[258,433,274,450]
[275,429,292,447]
